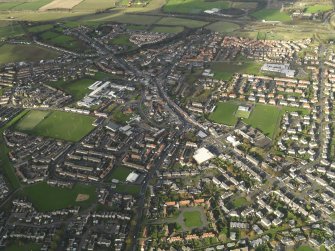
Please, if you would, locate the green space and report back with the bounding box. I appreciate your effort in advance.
[12,0,53,11]
[235,108,251,119]
[91,13,160,25]
[22,182,97,211]
[0,22,25,39]
[211,61,261,81]
[127,24,147,30]
[0,2,24,11]
[15,110,95,142]
[115,183,141,195]
[305,4,333,14]
[157,17,208,28]
[231,196,249,208]
[28,23,54,33]
[74,0,117,11]
[109,166,133,181]
[205,21,240,33]
[182,210,203,228]
[151,25,184,33]
[296,246,315,251]
[163,0,229,14]
[0,44,59,65]
[4,241,41,251]
[110,34,134,46]
[14,110,49,131]
[244,104,281,138]
[208,101,239,126]
[48,78,94,101]
[112,106,133,125]
[251,9,291,22]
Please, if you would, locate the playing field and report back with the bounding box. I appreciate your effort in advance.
[15,110,95,141]
[211,61,261,81]
[109,166,133,181]
[244,104,281,138]
[22,182,96,211]
[163,0,229,14]
[14,110,49,131]
[235,109,251,119]
[208,101,239,126]
[251,9,291,22]
[205,21,240,33]
[183,211,203,228]
[0,44,59,65]
[157,17,208,28]
[48,78,94,101]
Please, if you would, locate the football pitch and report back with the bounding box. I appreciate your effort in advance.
[15,110,95,141]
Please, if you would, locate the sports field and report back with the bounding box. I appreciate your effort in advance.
[22,182,97,211]
[208,101,239,126]
[211,61,261,81]
[109,166,133,181]
[244,104,281,138]
[15,110,95,141]
[251,9,291,22]
[0,44,59,65]
[183,211,203,228]
[206,21,240,33]
[235,109,250,119]
[157,17,208,28]
[110,34,134,46]
[163,0,229,14]
[48,78,94,101]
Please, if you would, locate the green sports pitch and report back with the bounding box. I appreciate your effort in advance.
[14,110,95,142]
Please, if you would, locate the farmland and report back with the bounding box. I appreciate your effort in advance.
[48,78,94,101]
[304,4,333,14]
[22,182,97,211]
[151,25,184,33]
[39,0,84,11]
[0,44,59,65]
[251,9,291,22]
[15,110,95,142]
[205,21,240,33]
[157,17,208,28]
[163,0,230,14]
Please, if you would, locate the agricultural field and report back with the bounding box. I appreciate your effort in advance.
[151,25,184,33]
[0,44,59,65]
[211,61,261,81]
[163,0,230,14]
[208,101,239,126]
[12,0,54,11]
[304,4,333,14]
[182,211,203,228]
[251,9,291,22]
[157,17,208,28]
[73,0,116,11]
[22,182,97,211]
[15,110,95,141]
[39,0,84,11]
[27,24,54,33]
[109,166,133,181]
[0,22,25,40]
[205,21,240,33]
[48,78,94,101]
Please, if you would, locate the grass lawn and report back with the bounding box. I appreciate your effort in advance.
[22,182,97,211]
[235,109,250,119]
[15,110,95,142]
[231,196,249,208]
[251,9,291,22]
[208,101,239,126]
[296,246,315,251]
[163,0,229,14]
[110,34,134,46]
[0,44,59,65]
[211,61,261,81]
[4,241,41,251]
[205,21,240,33]
[157,17,208,28]
[115,183,141,195]
[48,78,94,101]
[28,24,54,33]
[14,110,49,131]
[112,107,132,125]
[151,25,184,33]
[12,0,53,10]
[244,104,281,138]
[305,4,333,14]
[109,166,133,181]
[183,211,203,228]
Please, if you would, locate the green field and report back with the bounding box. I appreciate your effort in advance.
[12,0,53,10]
[110,34,134,46]
[0,44,59,65]
[235,109,251,119]
[22,182,97,211]
[28,24,54,33]
[48,78,94,101]
[157,17,208,28]
[14,110,49,130]
[183,211,203,228]
[205,21,240,33]
[115,183,141,195]
[109,166,133,181]
[15,110,95,141]
[231,196,249,208]
[305,4,333,14]
[211,61,261,81]
[208,101,239,126]
[151,25,184,33]
[244,104,281,138]
[0,22,24,39]
[296,246,315,251]
[74,0,117,11]
[163,0,229,14]
[251,9,291,22]
[4,241,41,251]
